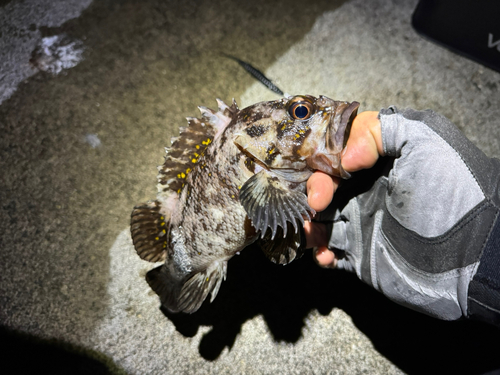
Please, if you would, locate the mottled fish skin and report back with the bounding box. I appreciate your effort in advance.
[130,95,359,313]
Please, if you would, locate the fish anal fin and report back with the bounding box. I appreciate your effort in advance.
[130,200,169,263]
[177,260,228,314]
[239,169,315,239]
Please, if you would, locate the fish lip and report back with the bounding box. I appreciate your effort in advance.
[335,101,360,149]
[332,100,360,179]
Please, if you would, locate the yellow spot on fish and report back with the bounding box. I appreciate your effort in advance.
[281,124,286,131]
[208,172,212,177]
[206,277,210,282]
[160,216,164,220]
[198,252,201,255]
[191,158,197,163]
[194,153,199,157]
[155,237,159,240]
[186,168,191,174]
[162,229,166,234]
[238,185,242,189]
[180,172,186,178]
[294,134,300,139]
[163,242,167,248]
[268,148,275,154]
[231,194,235,198]
[196,145,200,149]
[161,222,165,226]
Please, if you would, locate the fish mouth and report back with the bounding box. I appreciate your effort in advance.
[333,100,360,179]
[335,101,360,149]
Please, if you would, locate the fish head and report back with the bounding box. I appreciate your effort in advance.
[289,95,359,178]
[234,95,359,178]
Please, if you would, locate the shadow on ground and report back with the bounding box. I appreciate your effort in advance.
[163,160,500,374]
[0,326,126,375]
[163,246,500,374]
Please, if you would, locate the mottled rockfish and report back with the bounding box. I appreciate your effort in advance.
[131,95,359,313]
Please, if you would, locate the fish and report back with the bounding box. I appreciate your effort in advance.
[130,95,359,313]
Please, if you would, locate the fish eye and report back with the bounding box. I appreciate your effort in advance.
[287,97,315,120]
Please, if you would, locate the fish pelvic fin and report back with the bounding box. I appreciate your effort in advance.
[130,200,170,263]
[259,221,307,265]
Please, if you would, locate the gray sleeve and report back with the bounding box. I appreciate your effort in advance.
[328,107,500,324]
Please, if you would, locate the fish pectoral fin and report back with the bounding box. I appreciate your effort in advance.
[177,260,228,314]
[239,169,315,239]
[131,200,170,262]
[259,222,307,265]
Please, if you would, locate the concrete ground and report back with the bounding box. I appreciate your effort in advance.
[1,0,500,374]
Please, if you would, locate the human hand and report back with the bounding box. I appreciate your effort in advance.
[304,110,382,267]
[302,106,499,323]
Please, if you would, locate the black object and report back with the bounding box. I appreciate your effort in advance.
[412,0,500,73]
[223,54,285,96]
[468,215,500,327]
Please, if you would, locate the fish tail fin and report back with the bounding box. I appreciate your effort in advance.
[177,260,228,313]
[147,260,228,314]
[130,200,170,263]
[146,265,185,313]
[131,199,228,313]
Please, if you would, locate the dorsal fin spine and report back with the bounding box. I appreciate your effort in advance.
[157,98,238,195]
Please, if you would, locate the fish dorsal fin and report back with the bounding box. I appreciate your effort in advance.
[157,98,238,194]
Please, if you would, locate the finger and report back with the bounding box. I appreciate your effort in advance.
[307,171,340,212]
[303,221,329,248]
[314,247,337,268]
[341,111,384,172]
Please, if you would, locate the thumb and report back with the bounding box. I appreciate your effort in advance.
[341,111,384,172]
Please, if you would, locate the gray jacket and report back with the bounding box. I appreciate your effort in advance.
[325,107,500,325]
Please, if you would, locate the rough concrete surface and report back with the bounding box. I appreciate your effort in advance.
[1,0,500,374]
